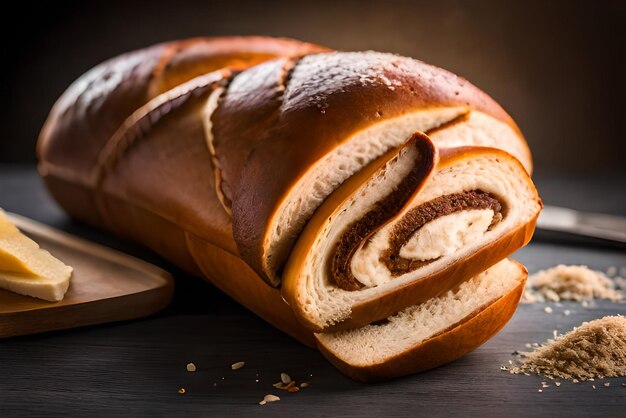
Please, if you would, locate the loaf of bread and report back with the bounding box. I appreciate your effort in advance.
[37,36,541,380]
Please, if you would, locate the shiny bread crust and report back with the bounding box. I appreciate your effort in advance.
[37,36,328,226]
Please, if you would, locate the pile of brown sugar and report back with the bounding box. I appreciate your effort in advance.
[522,265,623,303]
[510,316,626,381]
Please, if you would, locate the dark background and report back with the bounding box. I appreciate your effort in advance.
[2,0,625,176]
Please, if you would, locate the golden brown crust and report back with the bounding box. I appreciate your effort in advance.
[95,71,238,255]
[151,36,328,97]
[317,260,527,382]
[185,232,317,348]
[220,52,528,282]
[37,36,327,228]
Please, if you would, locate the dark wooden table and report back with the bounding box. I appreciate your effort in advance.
[1,166,625,417]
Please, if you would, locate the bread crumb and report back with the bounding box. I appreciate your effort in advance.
[510,316,626,381]
[604,382,610,387]
[522,265,623,304]
[231,361,245,370]
[300,382,310,388]
[564,310,571,316]
[186,363,196,372]
[592,385,596,390]
[281,373,291,384]
[555,381,561,387]
[178,388,186,395]
[259,400,267,406]
[538,389,543,393]
[263,394,280,403]
[544,306,553,314]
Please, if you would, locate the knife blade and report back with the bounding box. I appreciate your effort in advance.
[536,205,626,246]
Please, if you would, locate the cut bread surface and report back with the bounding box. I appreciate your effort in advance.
[262,109,529,285]
[282,135,540,331]
[316,258,525,367]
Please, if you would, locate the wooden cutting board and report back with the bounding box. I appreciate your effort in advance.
[0,213,174,338]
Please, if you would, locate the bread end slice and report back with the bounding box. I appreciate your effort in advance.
[315,258,526,382]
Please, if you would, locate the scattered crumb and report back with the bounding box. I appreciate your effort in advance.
[607,266,617,277]
[300,382,309,388]
[262,394,280,404]
[544,306,553,314]
[564,310,571,316]
[500,365,508,371]
[213,383,217,387]
[538,389,543,393]
[281,373,291,384]
[510,316,626,381]
[604,383,610,387]
[555,382,561,387]
[231,361,245,370]
[592,385,596,390]
[582,300,590,308]
[178,388,186,395]
[273,380,300,392]
[509,360,513,365]
[525,343,532,348]
[186,363,196,372]
[522,265,623,304]
[552,330,558,339]
[622,383,626,387]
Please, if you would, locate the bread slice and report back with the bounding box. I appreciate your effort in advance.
[316,258,527,381]
[282,134,540,332]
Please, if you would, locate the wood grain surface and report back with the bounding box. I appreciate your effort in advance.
[0,167,625,417]
[0,213,174,338]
